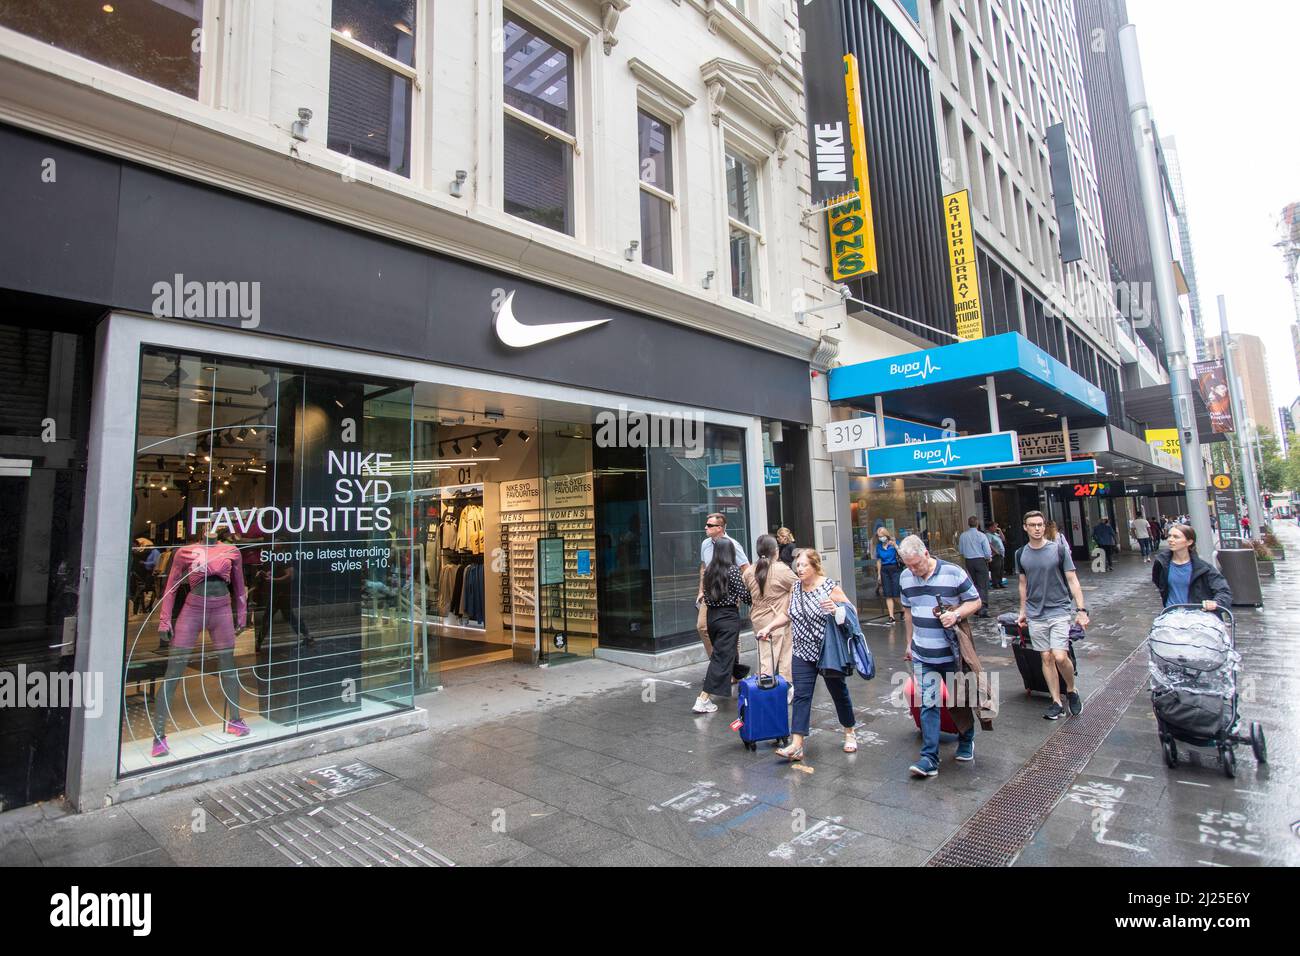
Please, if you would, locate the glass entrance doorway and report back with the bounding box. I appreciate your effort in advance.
[0,324,91,811]
[407,385,599,683]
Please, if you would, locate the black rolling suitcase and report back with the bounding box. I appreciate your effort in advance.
[998,612,1080,698]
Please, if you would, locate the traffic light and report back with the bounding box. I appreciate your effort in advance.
[1263,493,1272,509]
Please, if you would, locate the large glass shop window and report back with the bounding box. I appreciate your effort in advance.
[119,350,415,774]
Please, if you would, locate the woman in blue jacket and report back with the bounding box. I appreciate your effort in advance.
[1152,524,1232,609]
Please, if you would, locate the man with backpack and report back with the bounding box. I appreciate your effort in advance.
[1017,510,1090,720]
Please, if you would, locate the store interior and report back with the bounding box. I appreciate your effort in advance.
[397,383,601,678]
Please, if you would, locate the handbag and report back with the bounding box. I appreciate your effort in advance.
[849,629,875,680]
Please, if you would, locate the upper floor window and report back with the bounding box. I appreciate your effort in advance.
[502,15,575,236]
[725,150,762,304]
[637,111,675,273]
[327,0,417,177]
[0,0,204,98]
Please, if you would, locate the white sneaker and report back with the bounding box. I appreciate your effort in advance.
[692,698,717,714]
[787,685,795,704]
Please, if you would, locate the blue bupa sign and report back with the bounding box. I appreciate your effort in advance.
[980,460,1098,483]
[866,431,1019,478]
[851,416,950,469]
[764,465,781,487]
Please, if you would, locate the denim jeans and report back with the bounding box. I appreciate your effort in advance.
[913,661,973,767]
[791,655,855,735]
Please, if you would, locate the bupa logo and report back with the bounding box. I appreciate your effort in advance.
[1027,466,1049,478]
[911,443,961,468]
[888,355,942,381]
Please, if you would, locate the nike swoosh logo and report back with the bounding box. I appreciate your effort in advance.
[493,290,610,348]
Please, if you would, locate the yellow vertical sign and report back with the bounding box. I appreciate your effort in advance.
[827,54,877,280]
[944,189,983,340]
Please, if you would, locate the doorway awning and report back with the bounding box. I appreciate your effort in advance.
[828,333,1108,433]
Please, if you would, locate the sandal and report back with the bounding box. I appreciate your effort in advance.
[775,743,804,762]
[843,733,858,753]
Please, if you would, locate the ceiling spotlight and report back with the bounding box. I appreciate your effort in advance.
[999,393,1013,400]
[156,456,165,471]
[472,437,483,452]
[437,442,446,458]
[452,439,462,455]
[518,431,530,443]
[1018,400,1030,407]
[495,430,507,447]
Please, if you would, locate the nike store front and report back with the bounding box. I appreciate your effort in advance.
[0,125,811,810]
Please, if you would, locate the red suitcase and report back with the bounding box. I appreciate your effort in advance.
[902,675,960,735]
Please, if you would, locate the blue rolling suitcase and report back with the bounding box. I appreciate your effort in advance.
[735,640,790,752]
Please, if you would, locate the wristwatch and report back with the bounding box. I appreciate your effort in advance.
[1077,607,1089,613]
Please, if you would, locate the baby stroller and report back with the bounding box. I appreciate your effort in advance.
[1148,605,1266,778]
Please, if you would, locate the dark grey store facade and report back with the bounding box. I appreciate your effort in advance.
[0,122,812,811]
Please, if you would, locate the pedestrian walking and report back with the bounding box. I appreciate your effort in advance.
[1131,513,1153,562]
[898,535,983,777]
[775,527,797,566]
[986,522,1006,588]
[692,538,752,714]
[1092,517,1117,570]
[695,513,749,658]
[775,548,857,761]
[958,516,993,617]
[743,534,797,687]
[1017,511,1090,720]
[873,526,903,621]
[1152,524,1231,610]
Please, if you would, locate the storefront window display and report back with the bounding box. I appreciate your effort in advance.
[648,424,750,647]
[847,475,963,613]
[119,349,416,774]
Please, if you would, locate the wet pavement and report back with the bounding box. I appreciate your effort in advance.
[1016,522,1300,868]
[3,527,1297,867]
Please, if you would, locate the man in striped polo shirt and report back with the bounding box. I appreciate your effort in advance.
[898,534,983,778]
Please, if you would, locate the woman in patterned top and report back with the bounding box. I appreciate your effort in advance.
[692,538,752,714]
[776,548,857,761]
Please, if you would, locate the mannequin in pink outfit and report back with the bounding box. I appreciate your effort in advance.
[150,528,250,757]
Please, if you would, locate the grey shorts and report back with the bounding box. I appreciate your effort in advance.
[1028,616,1071,652]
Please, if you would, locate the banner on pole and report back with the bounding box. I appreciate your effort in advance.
[1193,359,1235,434]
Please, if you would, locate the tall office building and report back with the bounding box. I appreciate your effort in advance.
[922,0,1123,403]
[1162,136,1208,361]
[1207,334,1277,434]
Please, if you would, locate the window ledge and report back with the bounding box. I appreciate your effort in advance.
[688,0,783,70]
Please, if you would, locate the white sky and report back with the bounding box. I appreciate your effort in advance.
[1124,0,1300,417]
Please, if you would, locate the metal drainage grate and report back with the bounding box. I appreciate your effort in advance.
[256,801,455,867]
[926,643,1152,868]
[198,761,397,829]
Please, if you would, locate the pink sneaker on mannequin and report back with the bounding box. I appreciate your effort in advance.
[225,719,250,737]
[151,736,169,758]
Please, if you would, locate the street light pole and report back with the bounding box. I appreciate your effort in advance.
[1219,298,1264,541]
[1119,26,1213,551]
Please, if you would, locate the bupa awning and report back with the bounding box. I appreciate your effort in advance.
[828,332,1109,433]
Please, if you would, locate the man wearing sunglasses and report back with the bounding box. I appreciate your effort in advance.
[697,513,749,655]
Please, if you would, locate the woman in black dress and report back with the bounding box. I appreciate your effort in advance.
[691,538,752,714]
